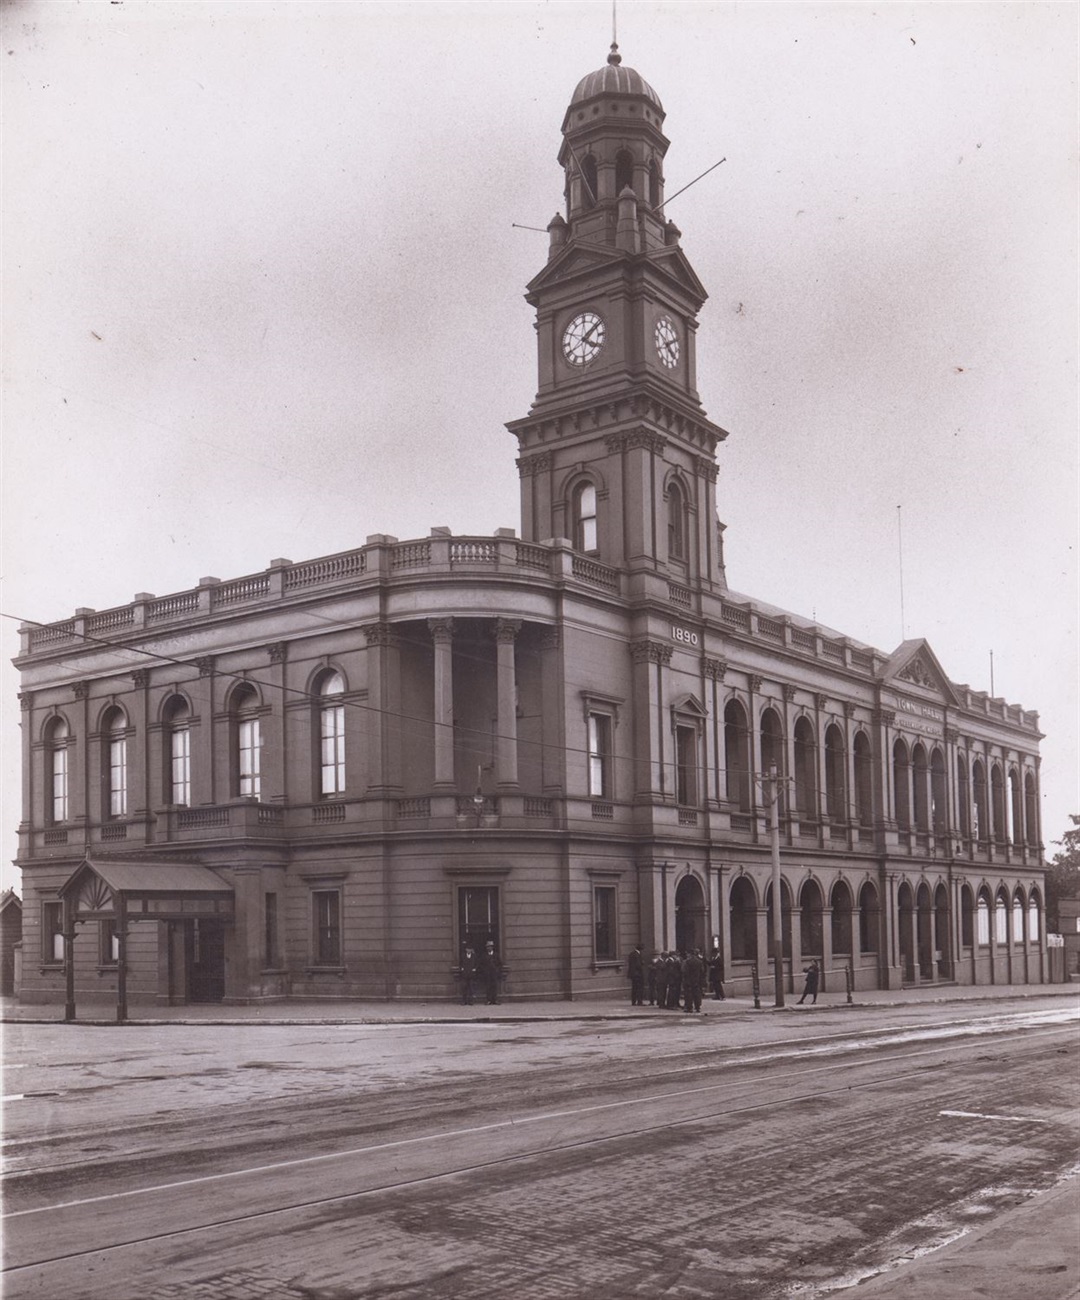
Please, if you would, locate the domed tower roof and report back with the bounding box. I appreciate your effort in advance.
[569,44,663,113]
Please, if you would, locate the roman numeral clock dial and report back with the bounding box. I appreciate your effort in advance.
[563,311,606,365]
[655,315,680,368]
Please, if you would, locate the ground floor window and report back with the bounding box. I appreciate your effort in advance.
[593,884,617,962]
[312,889,342,966]
[99,919,119,966]
[458,885,499,959]
[42,900,64,963]
[976,893,991,945]
[265,892,278,967]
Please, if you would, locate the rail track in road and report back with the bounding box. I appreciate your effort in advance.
[3,1009,1078,1299]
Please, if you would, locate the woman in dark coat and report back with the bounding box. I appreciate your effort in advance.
[798,959,820,1005]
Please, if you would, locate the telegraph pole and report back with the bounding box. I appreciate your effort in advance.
[768,763,785,1007]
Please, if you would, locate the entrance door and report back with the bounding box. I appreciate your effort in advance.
[186,919,226,1003]
[675,875,707,954]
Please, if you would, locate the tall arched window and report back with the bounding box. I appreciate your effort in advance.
[667,481,686,562]
[232,684,262,799]
[648,158,661,207]
[912,743,929,831]
[723,699,750,812]
[990,764,1006,843]
[614,149,634,196]
[1008,768,1023,844]
[1028,891,1041,943]
[931,748,947,834]
[831,880,853,958]
[893,739,911,829]
[572,481,598,554]
[799,879,824,956]
[729,876,757,961]
[794,717,816,821]
[581,153,598,208]
[995,888,1008,944]
[760,708,784,788]
[859,881,879,953]
[46,716,69,824]
[960,884,974,947]
[318,670,346,797]
[1024,772,1038,847]
[824,724,845,821]
[164,695,191,806]
[854,731,873,826]
[972,760,989,842]
[103,708,127,818]
[1012,890,1024,946]
[976,888,991,945]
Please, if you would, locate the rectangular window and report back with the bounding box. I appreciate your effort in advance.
[458,886,499,956]
[312,889,341,966]
[320,704,346,795]
[42,900,64,963]
[676,725,698,806]
[51,746,68,823]
[1028,901,1040,944]
[994,901,1008,945]
[99,919,119,965]
[977,900,990,946]
[109,736,127,817]
[587,713,612,799]
[238,718,261,798]
[593,885,617,962]
[265,892,278,967]
[171,727,191,806]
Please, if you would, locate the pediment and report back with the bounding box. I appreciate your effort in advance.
[671,692,708,719]
[879,639,961,709]
[526,243,626,294]
[644,246,709,302]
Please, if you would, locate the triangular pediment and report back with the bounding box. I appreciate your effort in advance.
[878,639,961,708]
[644,245,709,302]
[526,242,627,294]
[671,692,708,719]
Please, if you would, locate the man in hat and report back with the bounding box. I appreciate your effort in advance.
[459,945,479,1005]
[627,943,645,1006]
[479,940,502,1005]
[798,959,820,1005]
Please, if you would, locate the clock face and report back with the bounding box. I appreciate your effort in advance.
[655,316,680,368]
[563,311,606,366]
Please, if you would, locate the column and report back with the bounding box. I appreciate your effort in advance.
[629,640,672,800]
[131,670,151,823]
[748,675,763,820]
[364,623,402,795]
[494,619,521,790]
[539,626,565,795]
[704,659,726,808]
[191,657,216,805]
[263,643,288,803]
[428,619,455,788]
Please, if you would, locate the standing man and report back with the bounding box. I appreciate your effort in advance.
[708,945,725,1001]
[480,940,502,1005]
[798,959,820,1005]
[459,945,479,1005]
[682,949,705,1014]
[628,944,645,1006]
[654,952,669,1011]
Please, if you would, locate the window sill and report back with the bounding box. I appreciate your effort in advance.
[304,966,346,976]
[39,962,64,973]
[590,960,622,974]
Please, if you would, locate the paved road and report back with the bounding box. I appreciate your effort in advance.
[3,993,1078,1298]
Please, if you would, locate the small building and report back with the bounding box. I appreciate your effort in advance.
[0,889,23,996]
[12,45,1047,1014]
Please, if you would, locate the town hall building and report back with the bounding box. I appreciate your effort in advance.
[12,46,1047,1013]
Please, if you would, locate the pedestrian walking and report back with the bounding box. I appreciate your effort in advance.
[628,944,645,1006]
[666,952,682,1010]
[798,959,819,1005]
[654,952,669,1010]
[460,945,479,1005]
[647,952,660,1005]
[480,940,502,1005]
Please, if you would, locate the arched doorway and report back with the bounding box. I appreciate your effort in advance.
[916,883,933,979]
[675,874,707,954]
[897,882,916,983]
[934,884,951,978]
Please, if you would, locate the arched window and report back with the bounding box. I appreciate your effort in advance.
[581,153,598,208]
[893,739,911,829]
[1024,772,1038,847]
[760,708,783,785]
[232,684,261,799]
[1008,768,1023,844]
[103,708,127,818]
[831,880,853,957]
[972,760,989,842]
[729,877,757,961]
[1028,892,1041,943]
[912,743,929,831]
[648,157,661,207]
[976,889,991,945]
[794,717,816,821]
[957,755,971,837]
[824,724,845,821]
[46,716,69,824]
[723,699,750,812]
[990,765,1006,843]
[572,481,598,554]
[931,748,947,834]
[858,881,879,953]
[995,888,1008,945]
[614,149,634,196]
[164,695,191,806]
[800,879,824,956]
[960,884,974,947]
[667,481,686,562]
[854,731,873,826]
[1012,890,1024,946]
[765,880,793,960]
[317,670,346,797]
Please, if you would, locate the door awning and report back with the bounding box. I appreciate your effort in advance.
[59,854,234,921]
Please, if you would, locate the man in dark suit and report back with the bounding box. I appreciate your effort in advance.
[480,940,501,1005]
[628,944,645,1005]
[460,945,479,1005]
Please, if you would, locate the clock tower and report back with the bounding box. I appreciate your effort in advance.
[508,44,729,593]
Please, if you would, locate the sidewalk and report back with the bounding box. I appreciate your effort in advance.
[3,981,1077,1026]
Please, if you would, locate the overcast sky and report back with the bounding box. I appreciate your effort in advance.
[2,1,1076,893]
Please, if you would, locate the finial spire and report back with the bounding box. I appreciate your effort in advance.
[608,0,620,64]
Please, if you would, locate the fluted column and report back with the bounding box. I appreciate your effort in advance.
[494,619,521,790]
[428,618,455,789]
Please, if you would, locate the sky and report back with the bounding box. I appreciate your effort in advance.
[2,0,1077,893]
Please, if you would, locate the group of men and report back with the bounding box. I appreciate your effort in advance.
[458,940,502,1005]
[627,945,725,1013]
